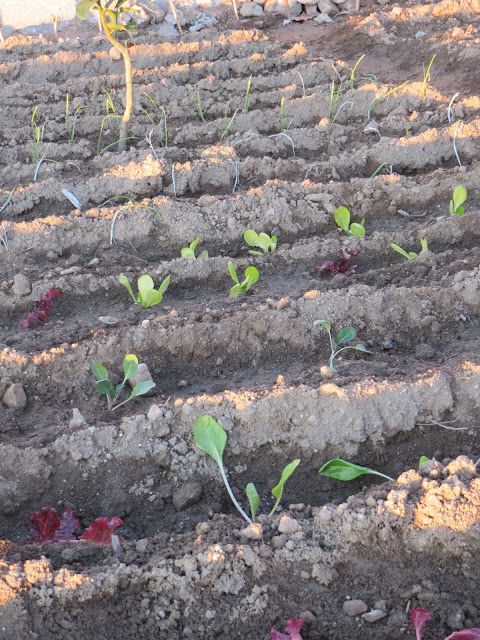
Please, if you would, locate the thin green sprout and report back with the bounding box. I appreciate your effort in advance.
[188,86,206,122]
[65,93,86,141]
[143,93,168,147]
[220,106,239,141]
[370,162,393,178]
[421,54,436,99]
[368,81,409,119]
[0,189,15,213]
[99,136,137,156]
[349,54,365,90]
[297,71,306,97]
[244,75,252,112]
[280,97,293,133]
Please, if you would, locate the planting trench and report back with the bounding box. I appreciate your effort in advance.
[1,0,480,638]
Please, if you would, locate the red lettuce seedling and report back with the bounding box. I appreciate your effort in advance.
[271,619,304,640]
[410,609,480,640]
[20,289,60,328]
[316,249,360,277]
[30,507,79,543]
[80,517,123,544]
[445,631,480,639]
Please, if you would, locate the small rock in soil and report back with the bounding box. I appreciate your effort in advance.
[415,343,435,359]
[271,534,286,548]
[128,363,155,396]
[13,274,31,296]
[240,2,264,16]
[136,539,149,553]
[98,316,119,326]
[3,383,27,409]
[69,408,86,428]
[318,0,339,14]
[172,482,203,511]
[343,600,368,616]
[362,609,387,623]
[278,515,301,533]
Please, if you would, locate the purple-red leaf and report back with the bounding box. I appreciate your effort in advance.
[444,631,480,640]
[30,507,61,543]
[410,609,432,640]
[57,509,80,541]
[21,289,61,328]
[316,249,360,277]
[271,619,304,640]
[80,517,123,544]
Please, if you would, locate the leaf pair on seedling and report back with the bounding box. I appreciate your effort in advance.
[228,261,259,297]
[391,238,428,260]
[244,230,277,255]
[194,416,299,523]
[314,321,372,371]
[92,354,155,411]
[120,274,170,308]
[335,207,365,237]
[319,458,393,482]
[450,185,467,215]
[181,237,208,260]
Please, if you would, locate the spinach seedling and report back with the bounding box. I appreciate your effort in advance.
[319,458,393,482]
[228,261,259,297]
[450,185,467,215]
[335,206,365,237]
[391,238,428,260]
[314,321,372,371]
[244,230,277,255]
[91,354,155,411]
[181,238,208,260]
[119,274,170,308]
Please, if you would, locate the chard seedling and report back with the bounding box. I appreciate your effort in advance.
[246,483,260,521]
[314,321,372,371]
[119,274,170,308]
[65,93,86,141]
[335,206,365,237]
[181,238,208,259]
[269,459,300,516]
[318,458,393,482]
[228,261,259,297]
[449,185,467,215]
[188,86,206,122]
[244,230,277,255]
[391,238,428,260]
[77,1,148,151]
[421,54,436,99]
[92,354,155,411]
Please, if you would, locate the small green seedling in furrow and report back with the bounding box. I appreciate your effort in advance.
[92,354,155,411]
[314,321,373,371]
[280,97,293,133]
[65,93,86,141]
[390,238,428,260]
[220,105,239,142]
[143,93,168,147]
[188,86,206,122]
[244,230,277,255]
[335,206,365,237]
[367,81,409,119]
[194,415,300,523]
[181,238,208,260]
[119,274,170,308]
[319,458,394,482]
[244,75,252,112]
[449,185,467,215]
[228,261,259,297]
[349,53,365,90]
[421,54,436,100]
[31,106,48,164]
[418,456,430,470]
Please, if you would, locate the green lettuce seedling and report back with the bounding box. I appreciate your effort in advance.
[391,238,428,260]
[314,321,372,371]
[319,458,393,482]
[119,274,170,308]
[91,354,155,411]
[228,261,259,297]
[181,238,208,260]
[450,185,467,215]
[246,483,260,521]
[335,206,365,237]
[418,455,430,470]
[244,230,277,255]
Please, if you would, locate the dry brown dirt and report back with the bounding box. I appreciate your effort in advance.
[1,0,480,638]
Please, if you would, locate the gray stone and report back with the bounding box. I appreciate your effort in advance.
[172,482,203,511]
[338,0,358,9]
[318,0,339,14]
[264,0,302,17]
[343,600,368,617]
[271,534,286,548]
[362,610,387,623]
[98,316,119,326]
[157,22,179,36]
[3,384,27,409]
[13,274,31,296]
[136,538,149,553]
[240,2,264,16]
[314,13,332,23]
[69,408,86,428]
[128,363,156,396]
[305,4,318,14]
[415,344,435,360]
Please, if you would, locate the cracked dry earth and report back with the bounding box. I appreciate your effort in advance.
[1,0,480,638]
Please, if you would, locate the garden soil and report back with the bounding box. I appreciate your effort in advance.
[1,0,480,638]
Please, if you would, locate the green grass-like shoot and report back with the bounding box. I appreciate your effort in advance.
[188,86,206,122]
[143,93,168,147]
[350,53,365,90]
[368,81,409,119]
[65,93,86,141]
[421,54,436,99]
[220,105,239,142]
[280,97,293,133]
[244,75,252,111]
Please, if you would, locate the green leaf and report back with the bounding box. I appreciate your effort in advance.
[76,0,97,19]
[190,237,200,252]
[181,247,195,259]
[391,243,410,259]
[106,23,129,33]
[123,354,138,381]
[130,380,156,398]
[454,206,464,215]
[269,459,300,516]
[229,283,244,297]
[244,229,259,248]
[334,206,350,232]
[198,251,208,259]
[119,274,137,303]
[96,379,114,397]
[144,289,163,307]
[244,266,259,288]
[248,250,263,256]
[271,236,277,249]
[419,455,430,470]
[453,185,467,211]
[355,344,373,354]
[228,261,239,284]
[114,382,125,395]
[257,233,272,252]
[314,320,331,331]
[158,275,170,296]
[137,274,155,307]
[91,362,109,382]
[419,238,428,251]
[194,416,227,468]
[336,327,356,345]
[318,458,393,482]
[350,223,366,238]
[246,483,260,522]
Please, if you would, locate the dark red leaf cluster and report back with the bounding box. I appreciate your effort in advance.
[271,619,304,640]
[20,289,61,328]
[410,608,480,640]
[315,249,360,277]
[29,507,122,545]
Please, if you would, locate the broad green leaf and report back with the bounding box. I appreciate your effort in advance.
[130,380,156,398]
[420,238,428,251]
[453,185,467,210]
[194,416,227,468]
[314,320,331,331]
[391,243,410,259]
[334,206,350,232]
[355,344,373,354]
[76,0,97,19]
[158,275,170,296]
[246,483,260,522]
[137,274,155,306]
[96,379,114,397]
[123,354,138,381]
[106,9,116,20]
[106,23,129,33]
[454,206,464,215]
[336,327,356,345]
[91,362,109,382]
[318,458,393,482]
[419,455,430,470]
[190,238,200,252]
[114,382,125,395]
[198,250,208,259]
[119,274,137,303]
[269,459,300,516]
[350,223,366,237]
[229,283,244,297]
[144,289,163,307]
[271,236,277,249]
[244,230,259,247]
[248,250,263,256]
[258,233,272,252]
[228,261,239,284]
[245,266,259,287]
[181,247,195,259]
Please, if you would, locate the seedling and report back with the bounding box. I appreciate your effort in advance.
[119,274,170,308]
[368,81,409,119]
[188,86,206,122]
[181,238,208,259]
[91,354,155,411]
[244,75,252,111]
[77,0,146,151]
[391,238,428,260]
[65,93,86,141]
[297,71,306,98]
[30,506,122,545]
[244,230,277,255]
[328,80,351,124]
[421,54,436,99]
[316,249,360,277]
[318,458,394,482]
[419,455,429,470]
[449,185,467,215]
[142,93,168,147]
[31,106,48,164]
[410,607,480,640]
[0,188,15,213]
[220,105,238,142]
[21,289,61,329]
[349,53,365,89]
[280,97,293,133]
[335,206,365,237]
[313,321,372,371]
[228,261,259,297]
[271,619,305,640]
[193,416,299,523]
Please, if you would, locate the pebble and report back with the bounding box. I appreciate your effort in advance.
[415,343,435,360]
[343,600,368,617]
[240,1,264,16]
[69,408,86,428]
[136,539,149,553]
[271,534,286,548]
[147,404,163,421]
[3,383,27,409]
[318,0,339,14]
[278,515,301,533]
[13,274,31,296]
[172,482,203,511]
[98,316,120,326]
[362,609,387,623]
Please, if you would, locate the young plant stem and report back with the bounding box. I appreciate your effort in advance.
[168,0,183,34]
[219,465,252,523]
